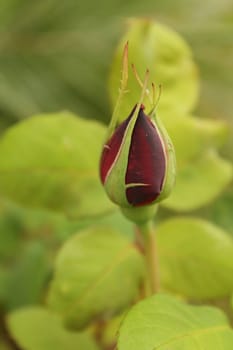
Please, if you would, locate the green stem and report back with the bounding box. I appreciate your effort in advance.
[138,221,160,294]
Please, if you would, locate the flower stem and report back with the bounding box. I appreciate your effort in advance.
[137,221,160,294]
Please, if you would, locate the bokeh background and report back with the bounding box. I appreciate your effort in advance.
[1,0,233,224]
[0,0,232,133]
[0,0,233,348]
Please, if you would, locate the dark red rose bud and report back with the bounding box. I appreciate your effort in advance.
[125,106,166,206]
[99,104,175,213]
[99,43,176,224]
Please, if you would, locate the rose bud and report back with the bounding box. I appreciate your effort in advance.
[100,103,175,222]
[99,44,176,224]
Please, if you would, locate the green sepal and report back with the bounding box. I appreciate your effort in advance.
[150,112,176,203]
[104,105,141,207]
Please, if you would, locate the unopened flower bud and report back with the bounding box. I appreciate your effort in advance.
[100,103,175,223]
[99,44,176,224]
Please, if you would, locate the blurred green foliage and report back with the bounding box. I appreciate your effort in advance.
[7,307,100,350]
[0,112,112,218]
[47,227,144,329]
[118,294,233,349]
[0,0,233,131]
[0,1,233,349]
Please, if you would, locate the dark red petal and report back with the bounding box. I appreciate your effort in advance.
[100,105,137,184]
[126,108,166,206]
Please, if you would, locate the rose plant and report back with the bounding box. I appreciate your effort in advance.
[0,19,233,350]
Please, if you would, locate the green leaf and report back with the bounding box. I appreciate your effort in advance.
[47,226,144,329]
[6,241,49,310]
[157,217,233,299]
[6,307,99,350]
[161,112,228,166]
[109,19,199,121]
[0,112,113,219]
[118,293,233,350]
[163,150,233,211]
